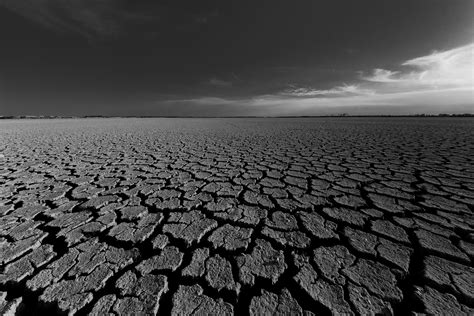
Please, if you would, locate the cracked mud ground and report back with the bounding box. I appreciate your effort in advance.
[1,117,473,315]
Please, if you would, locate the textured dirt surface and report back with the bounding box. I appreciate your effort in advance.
[0,117,473,315]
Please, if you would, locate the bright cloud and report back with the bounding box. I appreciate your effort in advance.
[279,43,474,114]
[364,69,401,83]
[364,43,474,89]
[251,87,473,109]
[281,84,375,97]
[160,86,473,116]
[162,43,473,115]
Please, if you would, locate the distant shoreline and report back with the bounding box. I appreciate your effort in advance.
[1,114,473,120]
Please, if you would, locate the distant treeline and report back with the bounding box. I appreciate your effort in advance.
[0,113,473,119]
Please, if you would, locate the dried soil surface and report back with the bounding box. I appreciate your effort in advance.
[1,118,473,315]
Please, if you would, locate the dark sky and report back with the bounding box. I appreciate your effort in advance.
[0,0,473,116]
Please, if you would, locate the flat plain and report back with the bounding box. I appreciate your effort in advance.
[0,117,473,315]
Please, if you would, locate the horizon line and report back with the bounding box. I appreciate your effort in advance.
[1,113,473,119]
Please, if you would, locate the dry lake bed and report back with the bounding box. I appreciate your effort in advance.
[0,117,473,315]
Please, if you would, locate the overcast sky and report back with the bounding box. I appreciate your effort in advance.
[0,0,473,116]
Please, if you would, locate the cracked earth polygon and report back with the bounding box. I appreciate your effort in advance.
[0,117,473,315]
